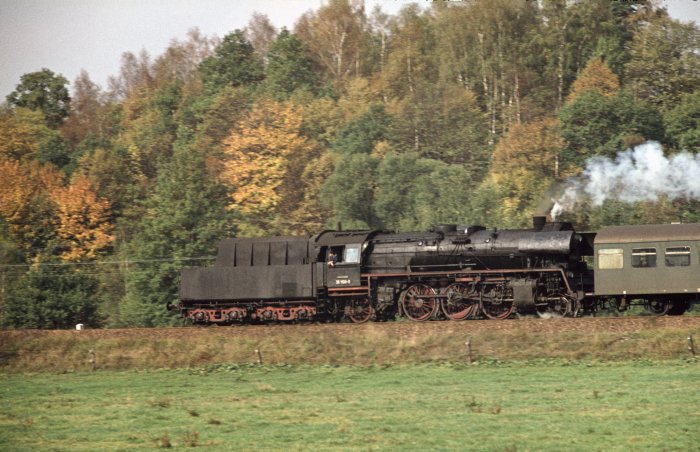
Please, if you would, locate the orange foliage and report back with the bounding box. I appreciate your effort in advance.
[490,118,564,179]
[567,58,620,103]
[50,175,114,261]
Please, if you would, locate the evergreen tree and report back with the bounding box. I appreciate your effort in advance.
[264,29,320,99]
[198,30,264,92]
[119,147,235,327]
[321,153,379,229]
[3,261,100,329]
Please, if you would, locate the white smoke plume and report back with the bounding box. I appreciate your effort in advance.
[550,141,700,219]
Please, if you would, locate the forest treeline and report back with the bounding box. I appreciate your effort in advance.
[1,0,699,328]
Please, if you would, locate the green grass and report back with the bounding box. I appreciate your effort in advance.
[1,361,698,450]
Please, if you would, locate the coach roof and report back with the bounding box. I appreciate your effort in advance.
[595,223,700,244]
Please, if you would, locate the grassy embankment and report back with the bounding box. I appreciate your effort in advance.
[1,361,698,450]
[1,317,699,372]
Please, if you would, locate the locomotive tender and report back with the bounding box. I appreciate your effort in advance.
[176,217,699,324]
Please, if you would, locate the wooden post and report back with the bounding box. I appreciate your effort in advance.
[88,348,96,371]
[255,347,263,365]
[465,338,473,364]
[689,334,696,357]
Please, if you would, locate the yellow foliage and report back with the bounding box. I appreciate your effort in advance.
[221,99,317,234]
[0,108,53,161]
[0,158,60,224]
[50,175,115,261]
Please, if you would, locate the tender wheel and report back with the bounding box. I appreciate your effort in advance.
[401,284,438,321]
[441,283,478,320]
[346,298,374,323]
[645,299,671,316]
[481,284,514,320]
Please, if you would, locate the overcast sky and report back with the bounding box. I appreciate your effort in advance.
[1,0,698,99]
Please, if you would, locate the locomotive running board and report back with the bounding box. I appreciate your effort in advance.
[362,268,574,295]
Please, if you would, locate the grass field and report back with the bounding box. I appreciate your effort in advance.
[1,361,698,450]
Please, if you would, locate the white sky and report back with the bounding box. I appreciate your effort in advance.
[0,0,698,99]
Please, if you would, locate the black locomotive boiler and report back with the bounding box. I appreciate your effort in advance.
[176,216,598,324]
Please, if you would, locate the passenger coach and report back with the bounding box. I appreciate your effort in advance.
[594,223,700,315]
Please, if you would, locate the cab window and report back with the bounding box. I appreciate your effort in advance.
[632,248,656,268]
[344,244,361,264]
[598,248,623,269]
[665,246,691,267]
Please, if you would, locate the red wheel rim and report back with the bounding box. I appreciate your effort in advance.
[401,284,438,321]
[441,283,478,320]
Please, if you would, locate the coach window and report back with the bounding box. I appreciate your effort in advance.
[665,246,691,267]
[632,248,656,268]
[598,248,623,269]
[344,244,361,264]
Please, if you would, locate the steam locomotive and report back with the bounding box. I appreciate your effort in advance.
[175,217,699,324]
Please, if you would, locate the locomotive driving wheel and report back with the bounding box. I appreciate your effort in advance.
[346,298,374,323]
[401,284,438,321]
[480,283,515,320]
[441,283,479,320]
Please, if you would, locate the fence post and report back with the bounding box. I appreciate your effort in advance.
[689,334,696,357]
[88,348,96,371]
[465,338,473,364]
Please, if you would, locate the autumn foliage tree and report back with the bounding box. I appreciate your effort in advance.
[0,159,61,255]
[50,175,114,262]
[221,99,317,235]
[567,57,620,103]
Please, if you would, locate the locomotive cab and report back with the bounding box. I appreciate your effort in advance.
[314,230,375,290]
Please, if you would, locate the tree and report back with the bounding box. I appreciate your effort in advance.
[320,153,379,229]
[567,57,620,102]
[153,28,218,87]
[246,13,277,63]
[61,70,120,147]
[664,90,700,152]
[487,118,564,225]
[490,118,564,179]
[220,99,316,235]
[0,159,61,256]
[264,29,320,98]
[3,262,101,329]
[559,90,664,169]
[332,103,391,154]
[625,12,700,110]
[0,107,54,162]
[119,147,235,327]
[295,0,370,88]
[50,175,114,262]
[6,68,71,128]
[198,30,264,92]
[116,81,182,180]
[373,152,432,230]
[74,146,139,218]
[107,50,154,100]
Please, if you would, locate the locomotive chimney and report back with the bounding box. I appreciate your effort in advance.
[532,216,546,232]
